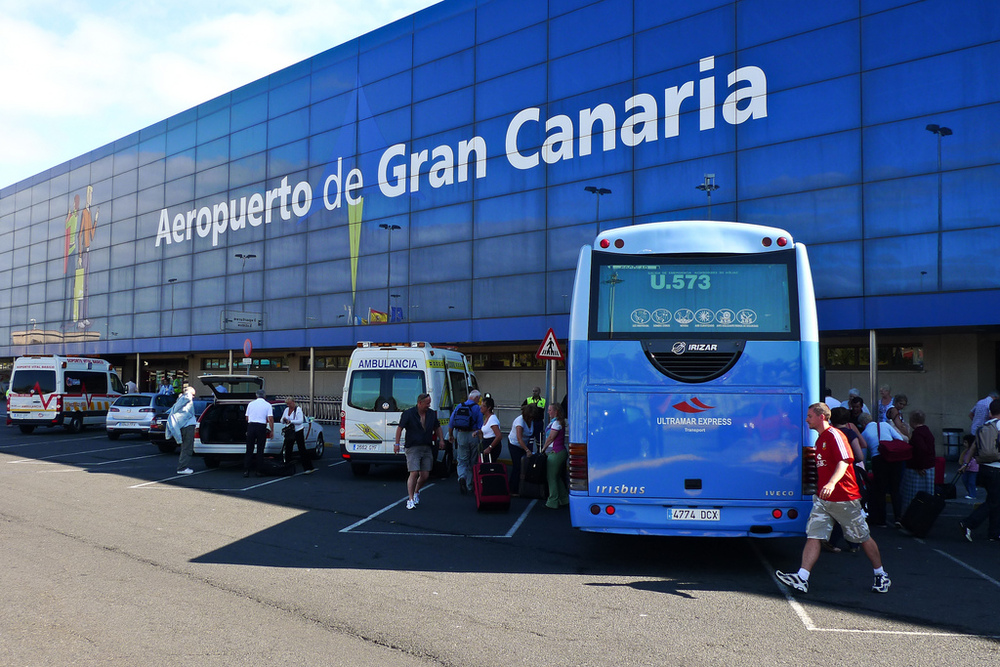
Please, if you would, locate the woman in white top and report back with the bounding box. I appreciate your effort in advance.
[479,396,502,462]
[507,404,535,494]
[280,397,314,473]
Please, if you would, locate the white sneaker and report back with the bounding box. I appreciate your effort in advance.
[405,499,416,510]
[413,492,420,505]
[176,468,194,475]
[775,570,808,593]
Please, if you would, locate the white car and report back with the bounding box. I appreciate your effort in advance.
[192,375,325,469]
[106,393,176,440]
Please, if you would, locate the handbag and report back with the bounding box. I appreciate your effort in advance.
[523,451,548,484]
[282,424,294,439]
[878,423,912,462]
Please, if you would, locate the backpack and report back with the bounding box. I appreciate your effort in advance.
[452,402,475,431]
[975,420,1000,465]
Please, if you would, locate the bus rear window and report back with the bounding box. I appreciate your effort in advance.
[347,370,426,412]
[11,370,56,394]
[591,254,797,339]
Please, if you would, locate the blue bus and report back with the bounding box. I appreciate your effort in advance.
[567,221,819,537]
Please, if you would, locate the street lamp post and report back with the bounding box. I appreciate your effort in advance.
[379,224,401,317]
[696,174,720,220]
[926,123,952,291]
[584,186,611,222]
[167,278,177,335]
[234,253,256,308]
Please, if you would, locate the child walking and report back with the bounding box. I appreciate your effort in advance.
[958,433,979,499]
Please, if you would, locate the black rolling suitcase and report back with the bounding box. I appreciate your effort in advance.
[899,474,958,538]
[518,452,548,500]
[473,453,511,511]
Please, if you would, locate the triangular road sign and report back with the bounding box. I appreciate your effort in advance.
[535,328,564,360]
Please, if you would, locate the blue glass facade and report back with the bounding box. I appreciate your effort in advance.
[2,0,999,359]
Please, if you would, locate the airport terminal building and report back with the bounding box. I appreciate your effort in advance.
[1,0,998,431]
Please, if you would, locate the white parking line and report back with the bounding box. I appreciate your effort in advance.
[340,486,537,539]
[751,542,1000,638]
[931,547,1000,589]
[9,442,151,463]
[130,468,215,488]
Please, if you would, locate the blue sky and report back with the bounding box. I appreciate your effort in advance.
[0,0,439,189]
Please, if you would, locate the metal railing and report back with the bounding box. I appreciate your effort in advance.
[277,395,341,425]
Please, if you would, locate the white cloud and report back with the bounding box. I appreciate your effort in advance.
[0,0,439,189]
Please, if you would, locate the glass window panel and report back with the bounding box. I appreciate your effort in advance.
[266,294,306,330]
[474,189,544,237]
[359,34,412,84]
[166,149,195,182]
[269,77,310,118]
[90,155,113,183]
[547,223,596,271]
[166,123,196,156]
[944,227,1000,291]
[473,273,544,318]
[197,108,230,143]
[312,55,359,103]
[305,258,353,297]
[114,146,139,175]
[634,155,735,218]
[195,164,229,199]
[476,24,546,83]
[862,0,1000,70]
[409,202,471,248]
[550,0,632,59]
[739,185,862,245]
[863,233,938,296]
[112,170,137,199]
[549,37,633,101]
[546,269,577,314]
[310,91,356,135]
[361,71,412,117]
[409,279,471,321]
[192,276,224,307]
[474,230,543,278]
[137,185,165,215]
[231,123,266,161]
[138,133,166,166]
[414,9,475,63]
[231,93,268,132]
[134,285,161,313]
[863,44,1000,127]
[806,240,863,299]
[414,50,474,103]
[267,141,308,180]
[267,109,309,149]
[309,127,357,168]
[410,241,471,283]
[945,164,1000,232]
[635,7,733,78]
[138,160,165,191]
[476,0,546,43]
[164,176,194,207]
[110,196,137,228]
[197,137,229,172]
[475,64,546,124]
[737,0,858,49]
[864,175,937,239]
[738,132,860,200]
[229,154,266,190]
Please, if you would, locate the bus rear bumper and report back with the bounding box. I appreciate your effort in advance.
[569,496,811,538]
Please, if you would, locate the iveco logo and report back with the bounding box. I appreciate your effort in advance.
[672,342,718,354]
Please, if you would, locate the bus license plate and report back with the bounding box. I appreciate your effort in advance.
[670,509,720,521]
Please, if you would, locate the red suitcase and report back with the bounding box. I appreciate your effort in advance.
[473,453,511,511]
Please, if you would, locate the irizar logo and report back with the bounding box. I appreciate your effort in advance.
[671,342,718,355]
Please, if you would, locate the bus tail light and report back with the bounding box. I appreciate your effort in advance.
[568,442,588,491]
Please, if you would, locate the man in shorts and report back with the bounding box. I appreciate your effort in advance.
[394,393,444,510]
[776,402,891,595]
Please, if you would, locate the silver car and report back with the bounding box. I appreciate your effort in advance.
[106,393,176,440]
[192,375,325,468]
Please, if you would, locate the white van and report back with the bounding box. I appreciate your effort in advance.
[7,355,125,434]
[340,341,477,477]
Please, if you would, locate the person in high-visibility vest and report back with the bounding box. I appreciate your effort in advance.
[523,386,546,447]
[172,376,183,395]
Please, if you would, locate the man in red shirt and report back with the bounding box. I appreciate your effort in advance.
[776,403,891,594]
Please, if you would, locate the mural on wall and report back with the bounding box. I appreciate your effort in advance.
[64,185,98,330]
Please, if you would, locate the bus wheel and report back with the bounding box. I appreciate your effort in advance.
[350,462,370,476]
[66,416,83,434]
[19,425,35,435]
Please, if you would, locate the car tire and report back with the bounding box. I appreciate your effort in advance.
[107,430,120,441]
[156,442,177,454]
[350,462,370,476]
[203,456,221,469]
[66,415,83,434]
[312,433,325,460]
[19,425,35,435]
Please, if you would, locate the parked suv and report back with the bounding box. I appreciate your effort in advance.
[105,393,176,440]
[192,375,325,468]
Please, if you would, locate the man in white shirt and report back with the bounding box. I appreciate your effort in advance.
[125,378,138,394]
[961,400,1000,541]
[244,389,273,477]
[969,391,999,436]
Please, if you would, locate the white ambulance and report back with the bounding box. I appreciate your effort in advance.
[340,341,477,477]
[7,355,125,434]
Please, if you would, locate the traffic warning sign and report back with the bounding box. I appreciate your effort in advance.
[535,328,564,361]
